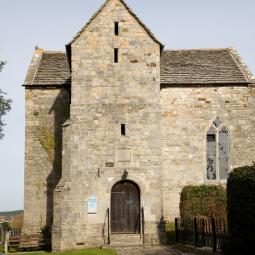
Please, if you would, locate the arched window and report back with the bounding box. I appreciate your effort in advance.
[218,127,229,179]
[207,127,217,180]
[206,118,229,180]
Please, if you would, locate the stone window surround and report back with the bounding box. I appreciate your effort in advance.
[206,119,230,182]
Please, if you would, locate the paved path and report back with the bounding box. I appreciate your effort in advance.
[116,246,196,255]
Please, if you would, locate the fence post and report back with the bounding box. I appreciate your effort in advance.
[212,218,217,252]
[4,231,9,254]
[194,218,198,247]
[202,218,205,247]
[175,218,178,243]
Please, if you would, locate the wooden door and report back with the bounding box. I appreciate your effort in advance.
[111,181,140,233]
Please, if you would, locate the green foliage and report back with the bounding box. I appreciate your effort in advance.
[0,244,4,253]
[1,221,10,230]
[227,165,255,254]
[0,60,12,139]
[180,185,227,218]
[0,210,23,217]
[0,61,5,72]
[39,125,55,163]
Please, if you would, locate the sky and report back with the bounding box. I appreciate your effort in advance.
[0,0,255,212]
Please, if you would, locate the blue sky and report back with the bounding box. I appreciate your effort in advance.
[0,0,254,211]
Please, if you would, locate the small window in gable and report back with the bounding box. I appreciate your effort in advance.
[114,22,119,36]
[206,118,229,181]
[121,124,126,136]
[114,48,119,63]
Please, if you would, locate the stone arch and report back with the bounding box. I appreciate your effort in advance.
[106,176,146,201]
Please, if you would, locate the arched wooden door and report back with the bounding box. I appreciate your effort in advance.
[111,181,140,234]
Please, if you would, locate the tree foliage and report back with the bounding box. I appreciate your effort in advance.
[10,213,24,229]
[227,165,255,255]
[0,61,5,72]
[0,61,12,139]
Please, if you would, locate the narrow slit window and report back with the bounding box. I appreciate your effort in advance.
[114,48,119,63]
[114,22,119,36]
[121,124,126,136]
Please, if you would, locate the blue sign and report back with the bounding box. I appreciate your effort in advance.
[88,195,97,214]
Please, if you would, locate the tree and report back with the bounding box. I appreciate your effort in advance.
[0,61,5,72]
[11,213,24,229]
[0,60,12,139]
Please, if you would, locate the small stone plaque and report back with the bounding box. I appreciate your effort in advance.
[105,162,114,167]
[117,148,131,162]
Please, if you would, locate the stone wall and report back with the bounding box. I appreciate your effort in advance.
[161,85,255,220]
[23,0,255,251]
[52,0,162,250]
[23,87,70,235]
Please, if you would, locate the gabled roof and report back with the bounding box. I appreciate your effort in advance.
[24,48,253,87]
[161,48,251,85]
[23,48,71,86]
[67,0,164,50]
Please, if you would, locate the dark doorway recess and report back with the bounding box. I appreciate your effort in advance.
[111,180,140,234]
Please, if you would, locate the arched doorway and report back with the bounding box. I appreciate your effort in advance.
[111,181,140,234]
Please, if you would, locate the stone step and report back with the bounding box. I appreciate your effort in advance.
[109,234,143,246]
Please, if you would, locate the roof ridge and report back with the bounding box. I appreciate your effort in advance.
[163,48,228,52]
[67,0,163,49]
[43,51,66,54]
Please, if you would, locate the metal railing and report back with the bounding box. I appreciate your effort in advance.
[107,208,110,245]
[140,207,144,243]
[103,208,110,245]
[175,217,229,253]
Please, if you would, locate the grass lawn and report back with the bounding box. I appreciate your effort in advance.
[7,248,117,255]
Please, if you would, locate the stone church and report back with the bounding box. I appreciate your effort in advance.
[22,0,255,251]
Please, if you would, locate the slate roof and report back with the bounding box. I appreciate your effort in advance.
[33,52,71,85]
[24,50,71,86]
[24,48,253,87]
[161,48,250,85]
[67,0,164,50]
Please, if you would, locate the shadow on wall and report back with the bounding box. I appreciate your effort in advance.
[157,217,169,245]
[45,87,71,234]
[164,221,176,245]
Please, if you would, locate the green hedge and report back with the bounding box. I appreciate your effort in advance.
[227,165,255,254]
[180,185,227,218]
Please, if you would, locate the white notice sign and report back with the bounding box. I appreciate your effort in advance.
[87,195,97,214]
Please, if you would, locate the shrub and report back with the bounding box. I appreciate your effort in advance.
[180,185,227,218]
[227,165,255,255]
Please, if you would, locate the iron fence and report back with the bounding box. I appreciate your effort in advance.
[175,217,229,252]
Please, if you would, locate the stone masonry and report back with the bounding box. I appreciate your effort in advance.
[53,0,163,250]
[22,0,255,251]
